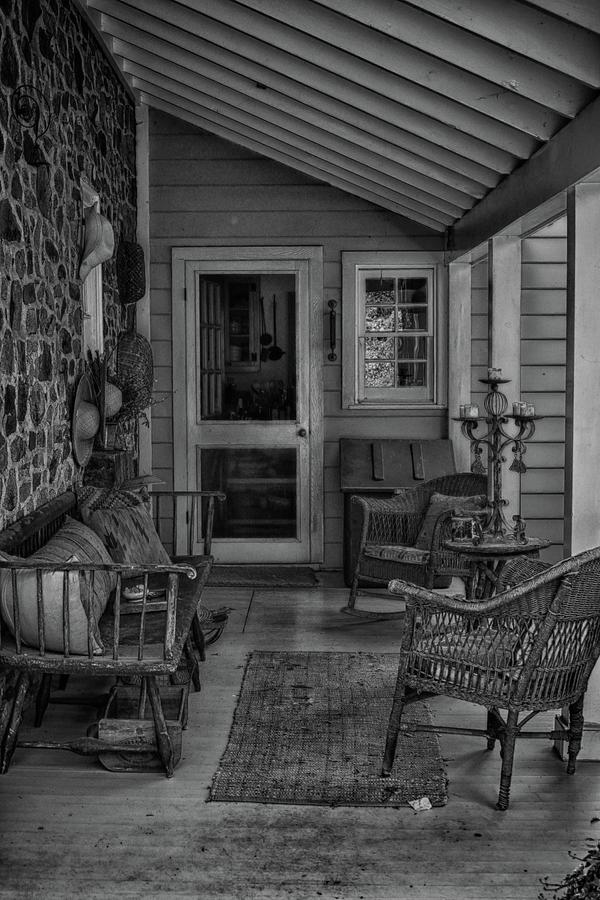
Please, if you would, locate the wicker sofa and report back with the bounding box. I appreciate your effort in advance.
[0,488,224,776]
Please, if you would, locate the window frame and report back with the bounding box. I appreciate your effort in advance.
[342,251,447,410]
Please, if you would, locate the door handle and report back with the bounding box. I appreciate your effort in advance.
[297,428,308,437]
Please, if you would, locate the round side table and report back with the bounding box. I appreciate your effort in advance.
[443,534,551,599]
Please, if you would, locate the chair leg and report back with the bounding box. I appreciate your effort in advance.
[381,689,407,777]
[347,566,361,610]
[496,708,519,811]
[145,676,175,778]
[34,674,53,727]
[566,693,584,775]
[486,707,505,751]
[1,672,31,774]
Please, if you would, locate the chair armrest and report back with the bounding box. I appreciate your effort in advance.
[0,560,198,663]
[388,547,589,619]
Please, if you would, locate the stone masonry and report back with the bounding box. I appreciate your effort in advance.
[0,0,137,526]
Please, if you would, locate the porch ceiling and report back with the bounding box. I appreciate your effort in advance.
[76,0,600,240]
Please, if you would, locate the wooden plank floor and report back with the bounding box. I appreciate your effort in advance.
[1,578,599,899]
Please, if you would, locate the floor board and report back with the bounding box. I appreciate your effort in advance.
[1,583,598,899]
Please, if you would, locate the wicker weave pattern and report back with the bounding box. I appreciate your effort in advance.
[383,545,600,809]
[347,473,488,607]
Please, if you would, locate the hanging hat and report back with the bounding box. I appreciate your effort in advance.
[72,374,100,466]
[103,381,123,419]
[79,204,115,281]
[116,241,146,306]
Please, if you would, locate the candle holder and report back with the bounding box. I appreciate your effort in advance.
[455,375,541,538]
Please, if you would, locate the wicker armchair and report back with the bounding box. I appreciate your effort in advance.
[345,473,487,613]
[382,547,600,809]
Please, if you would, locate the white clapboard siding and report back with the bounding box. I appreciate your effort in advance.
[149,109,445,569]
[520,218,567,561]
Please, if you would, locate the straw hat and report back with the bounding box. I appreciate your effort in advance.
[103,382,123,419]
[72,374,100,466]
[79,204,115,281]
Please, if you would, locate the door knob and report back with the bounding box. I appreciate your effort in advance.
[297,428,308,437]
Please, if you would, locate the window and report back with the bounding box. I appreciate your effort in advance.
[342,252,446,409]
[80,181,104,356]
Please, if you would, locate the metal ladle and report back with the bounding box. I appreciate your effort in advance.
[268,295,285,361]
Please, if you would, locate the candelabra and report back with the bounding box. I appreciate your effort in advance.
[456,368,541,539]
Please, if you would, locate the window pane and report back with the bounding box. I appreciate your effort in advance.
[365,278,394,303]
[365,336,394,359]
[398,308,428,330]
[399,277,428,304]
[398,336,427,360]
[201,448,297,539]
[397,362,427,387]
[365,361,394,387]
[366,306,395,332]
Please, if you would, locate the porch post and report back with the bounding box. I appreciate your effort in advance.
[447,261,471,473]
[135,99,152,477]
[565,182,600,758]
[488,235,522,520]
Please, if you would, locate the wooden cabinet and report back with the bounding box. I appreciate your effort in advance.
[225,280,260,372]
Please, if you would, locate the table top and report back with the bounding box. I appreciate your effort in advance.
[443,534,551,558]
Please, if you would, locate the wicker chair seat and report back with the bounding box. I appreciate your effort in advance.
[363,544,430,565]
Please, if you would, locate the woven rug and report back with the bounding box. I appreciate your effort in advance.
[209,565,319,588]
[209,650,448,807]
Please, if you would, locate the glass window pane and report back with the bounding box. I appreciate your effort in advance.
[399,277,428,305]
[201,448,297,539]
[365,336,394,359]
[398,308,428,331]
[397,362,428,387]
[398,336,428,360]
[365,361,394,387]
[365,306,395,332]
[365,278,394,304]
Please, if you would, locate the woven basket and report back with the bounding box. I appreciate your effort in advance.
[116,241,146,306]
[116,330,154,413]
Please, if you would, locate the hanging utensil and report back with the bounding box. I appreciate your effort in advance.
[268,295,285,360]
[259,296,272,346]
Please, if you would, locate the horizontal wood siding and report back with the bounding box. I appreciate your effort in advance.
[520,217,567,562]
[149,110,444,569]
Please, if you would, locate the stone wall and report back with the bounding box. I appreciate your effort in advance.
[0,0,137,527]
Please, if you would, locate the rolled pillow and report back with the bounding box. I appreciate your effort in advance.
[0,517,116,654]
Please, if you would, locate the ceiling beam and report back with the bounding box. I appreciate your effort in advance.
[130,71,461,224]
[89,0,539,158]
[525,0,600,35]
[397,0,600,86]
[142,94,446,233]
[312,0,596,106]
[220,0,565,137]
[104,19,502,187]
[116,43,486,204]
[451,93,600,251]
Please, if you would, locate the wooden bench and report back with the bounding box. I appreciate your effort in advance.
[0,489,224,777]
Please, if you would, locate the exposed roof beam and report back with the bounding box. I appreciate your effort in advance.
[105,20,501,187]
[141,93,446,232]
[129,70,462,222]
[525,0,600,35]
[220,0,565,137]
[451,93,600,251]
[89,0,540,158]
[397,0,600,87]
[116,44,486,203]
[312,0,597,104]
